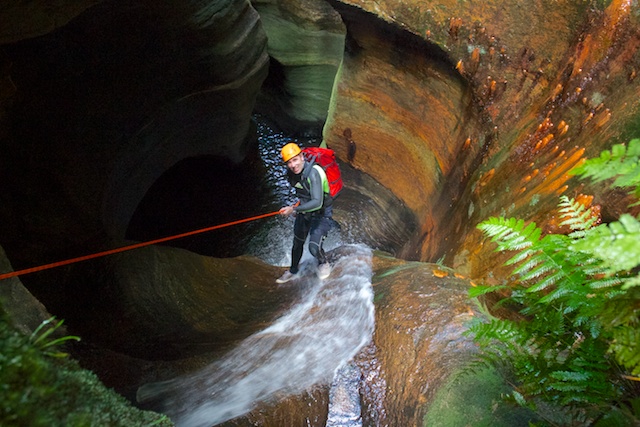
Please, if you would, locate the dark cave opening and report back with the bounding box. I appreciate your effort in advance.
[126,149,278,259]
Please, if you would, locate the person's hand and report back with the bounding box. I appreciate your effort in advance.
[279,205,295,216]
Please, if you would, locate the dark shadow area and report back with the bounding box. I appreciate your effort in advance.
[126,151,277,258]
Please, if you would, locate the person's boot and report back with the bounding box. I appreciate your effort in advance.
[317,263,331,280]
[276,270,298,283]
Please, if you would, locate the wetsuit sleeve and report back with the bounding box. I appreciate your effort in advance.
[294,167,324,213]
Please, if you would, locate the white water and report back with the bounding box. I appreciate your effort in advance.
[137,244,374,426]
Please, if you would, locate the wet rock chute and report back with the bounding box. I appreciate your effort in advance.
[136,244,375,427]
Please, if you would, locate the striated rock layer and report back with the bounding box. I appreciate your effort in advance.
[252,0,346,134]
[323,0,640,280]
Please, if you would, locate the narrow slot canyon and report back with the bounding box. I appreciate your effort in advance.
[1,0,639,426]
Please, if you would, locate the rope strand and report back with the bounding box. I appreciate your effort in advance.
[0,210,280,281]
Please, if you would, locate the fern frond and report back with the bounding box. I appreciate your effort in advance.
[587,276,623,289]
[520,262,556,283]
[478,217,541,252]
[571,139,640,183]
[468,284,508,298]
[558,195,598,237]
[505,247,537,266]
[621,275,640,290]
[539,286,574,304]
[469,318,527,348]
[571,214,640,274]
[527,271,564,293]
[610,326,640,376]
[511,254,545,277]
[571,139,640,199]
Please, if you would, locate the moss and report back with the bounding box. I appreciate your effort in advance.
[422,365,537,427]
[0,315,173,427]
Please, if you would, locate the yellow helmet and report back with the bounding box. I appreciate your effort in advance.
[281,142,302,162]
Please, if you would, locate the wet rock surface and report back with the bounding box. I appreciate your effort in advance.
[355,254,478,426]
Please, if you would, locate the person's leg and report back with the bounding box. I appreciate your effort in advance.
[308,215,332,266]
[290,214,310,274]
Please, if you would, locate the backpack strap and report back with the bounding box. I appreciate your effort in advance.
[312,164,330,195]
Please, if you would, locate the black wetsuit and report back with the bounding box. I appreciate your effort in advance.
[288,161,333,274]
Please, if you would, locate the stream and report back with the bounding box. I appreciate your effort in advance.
[136,244,374,426]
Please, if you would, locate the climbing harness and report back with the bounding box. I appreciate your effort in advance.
[0,210,280,281]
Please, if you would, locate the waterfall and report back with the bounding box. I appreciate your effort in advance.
[136,244,374,426]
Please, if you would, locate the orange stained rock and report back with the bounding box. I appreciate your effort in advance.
[541,161,558,178]
[537,117,552,133]
[595,109,611,128]
[575,193,594,206]
[584,111,594,125]
[449,17,462,39]
[477,168,495,187]
[552,83,564,99]
[470,47,480,65]
[488,79,497,96]
[432,269,448,278]
[522,168,538,183]
[534,133,554,152]
[559,123,569,136]
[531,148,586,195]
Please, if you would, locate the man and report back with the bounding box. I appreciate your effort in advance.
[276,142,333,283]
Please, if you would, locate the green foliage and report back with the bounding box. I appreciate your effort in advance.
[28,316,80,358]
[570,138,640,202]
[571,214,640,278]
[469,140,640,426]
[0,315,173,427]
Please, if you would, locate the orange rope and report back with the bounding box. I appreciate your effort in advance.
[0,210,280,281]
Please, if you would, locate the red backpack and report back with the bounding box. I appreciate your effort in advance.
[302,147,343,198]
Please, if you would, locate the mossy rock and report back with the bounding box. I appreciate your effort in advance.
[422,365,537,427]
[0,313,173,427]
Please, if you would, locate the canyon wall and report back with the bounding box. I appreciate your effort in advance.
[322,0,640,280]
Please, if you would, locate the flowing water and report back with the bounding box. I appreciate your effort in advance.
[137,244,375,426]
[136,117,375,426]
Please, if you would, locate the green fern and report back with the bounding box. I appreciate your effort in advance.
[469,141,640,425]
[472,211,638,423]
[571,214,640,277]
[558,195,598,238]
[570,138,640,200]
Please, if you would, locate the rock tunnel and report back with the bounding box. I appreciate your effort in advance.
[1,0,640,425]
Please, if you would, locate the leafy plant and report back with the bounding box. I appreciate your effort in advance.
[29,316,80,358]
[467,139,640,426]
[0,313,174,426]
[571,138,640,203]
